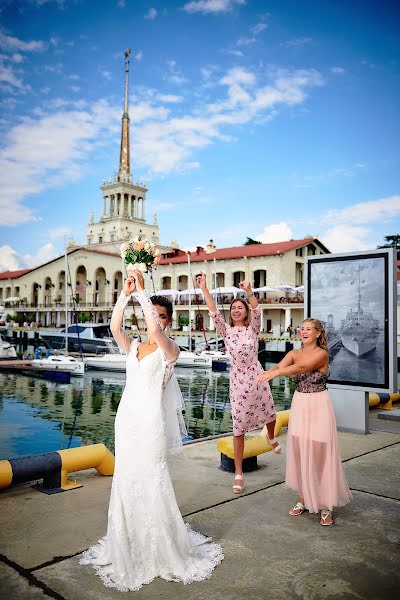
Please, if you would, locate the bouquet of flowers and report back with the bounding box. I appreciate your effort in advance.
[120,236,160,274]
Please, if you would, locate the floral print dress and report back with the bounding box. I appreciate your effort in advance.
[209,307,276,436]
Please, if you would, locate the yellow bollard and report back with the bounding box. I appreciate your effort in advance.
[217,409,290,461]
[0,461,13,488]
[58,443,115,491]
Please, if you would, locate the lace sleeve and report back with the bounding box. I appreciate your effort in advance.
[110,291,134,354]
[134,291,179,363]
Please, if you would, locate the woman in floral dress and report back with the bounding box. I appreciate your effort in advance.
[197,273,278,494]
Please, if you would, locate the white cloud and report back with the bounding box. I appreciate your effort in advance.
[134,50,143,62]
[322,195,400,226]
[0,60,27,91]
[11,53,24,63]
[164,60,188,85]
[0,98,119,226]
[100,69,112,80]
[183,0,246,14]
[293,162,366,188]
[144,7,158,19]
[256,222,294,244]
[281,37,312,49]
[330,66,346,75]
[221,49,244,57]
[156,93,183,103]
[47,226,72,240]
[0,64,325,220]
[0,242,58,271]
[251,22,268,35]
[0,245,21,271]
[321,224,370,253]
[0,32,45,53]
[220,67,256,87]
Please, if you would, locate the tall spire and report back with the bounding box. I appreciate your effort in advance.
[119,48,131,176]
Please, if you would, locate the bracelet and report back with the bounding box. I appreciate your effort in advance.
[247,292,254,298]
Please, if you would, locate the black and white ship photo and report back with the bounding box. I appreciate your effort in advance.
[308,255,387,387]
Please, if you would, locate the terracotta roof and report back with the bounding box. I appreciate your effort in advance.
[0,268,32,280]
[159,238,329,265]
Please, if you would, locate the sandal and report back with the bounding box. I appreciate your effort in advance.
[289,501,306,516]
[320,510,334,526]
[266,435,282,454]
[232,474,244,494]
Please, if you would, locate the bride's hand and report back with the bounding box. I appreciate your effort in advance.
[123,275,136,296]
[132,269,145,292]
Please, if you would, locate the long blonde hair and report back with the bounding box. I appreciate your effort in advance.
[229,298,251,327]
[302,318,329,353]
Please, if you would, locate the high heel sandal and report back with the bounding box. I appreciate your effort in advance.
[266,435,282,454]
[232,474,244,494]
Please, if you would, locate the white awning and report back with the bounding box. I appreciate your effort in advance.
[178,288,203,296]
[210,286,241,295]
[253,286,279,292]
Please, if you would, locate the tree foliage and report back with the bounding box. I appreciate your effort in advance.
[244,237,261,245]
[377,235,400,258]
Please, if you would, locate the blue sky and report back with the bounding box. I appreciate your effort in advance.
[0,0,399,271]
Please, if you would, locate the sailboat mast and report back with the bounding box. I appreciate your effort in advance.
[64,246,68,354]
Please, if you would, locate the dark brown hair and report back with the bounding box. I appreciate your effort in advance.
[229,298,251,327]
[150,295,173,320]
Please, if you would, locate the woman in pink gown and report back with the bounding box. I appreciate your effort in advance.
[258,318,352,526]
[197,273,278,494]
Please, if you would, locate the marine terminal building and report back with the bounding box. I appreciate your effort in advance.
[0,49,330,336]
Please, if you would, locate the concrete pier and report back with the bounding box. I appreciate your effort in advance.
[0,411,399,599]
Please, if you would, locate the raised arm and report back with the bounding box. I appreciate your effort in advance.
[132,271,179,362]
[239,280,258,310]
[110,277,136,353]
[197,272,227,338]
[196,272,216,313]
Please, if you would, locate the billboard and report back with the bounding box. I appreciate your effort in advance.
[305,248,397,392]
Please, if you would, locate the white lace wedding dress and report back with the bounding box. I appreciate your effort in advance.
[79,291,223,592]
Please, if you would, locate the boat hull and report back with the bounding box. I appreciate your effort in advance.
[39,333,116,354]
[341,332,379,358]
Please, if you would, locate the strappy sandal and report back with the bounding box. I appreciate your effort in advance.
[320,510,334,526]
[266,435,282,454]
[232,474,244,494]
[289,501,306,516]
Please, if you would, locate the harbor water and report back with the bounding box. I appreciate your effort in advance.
[0,358,294,460]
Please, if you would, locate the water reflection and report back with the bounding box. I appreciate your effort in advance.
[0,361,294,460]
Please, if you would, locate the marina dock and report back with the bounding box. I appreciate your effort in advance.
[1,410,399,599]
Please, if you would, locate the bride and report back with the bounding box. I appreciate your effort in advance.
[79,269,223,591]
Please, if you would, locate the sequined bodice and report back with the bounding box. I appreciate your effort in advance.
[294,370,328,393]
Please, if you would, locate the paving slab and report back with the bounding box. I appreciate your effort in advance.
[0,562,50,600]
[33,487,400,600]
[1,429,399,571]
[344,444,400,500]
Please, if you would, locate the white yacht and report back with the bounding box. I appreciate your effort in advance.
[84,353,127,372]
[198,350,231,368]
[31,355,85,376]
[176,351,212,368]
[0,334,17,359]
[40,323,118,354]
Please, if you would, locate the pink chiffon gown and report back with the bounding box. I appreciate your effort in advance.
[285,370,352,513]
[209,307,276,436]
